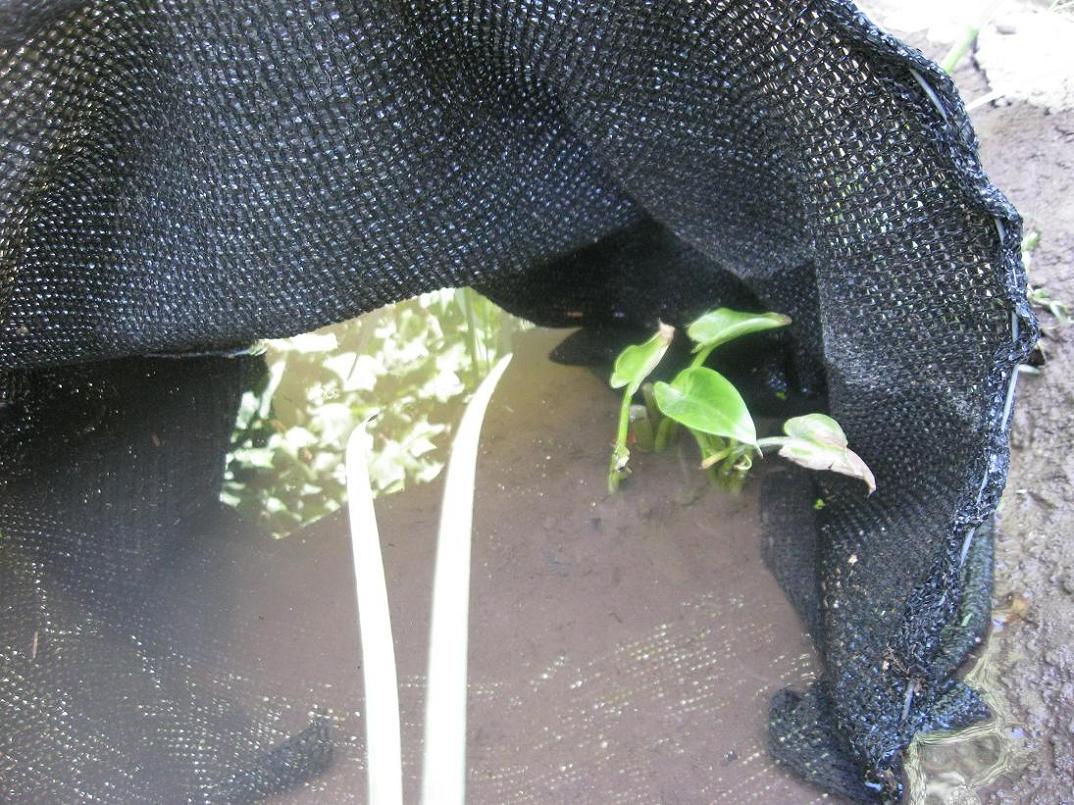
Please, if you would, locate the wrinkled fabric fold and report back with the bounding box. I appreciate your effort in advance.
[1,1,1035,801]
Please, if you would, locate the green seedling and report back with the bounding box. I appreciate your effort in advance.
[608,322,675,492]
[1028,286,1072,326]
[1023,230,1071,328]
[686,308,792,366]
[940,0,1003,74]
[608,307,875,496]
[756,413,876,494]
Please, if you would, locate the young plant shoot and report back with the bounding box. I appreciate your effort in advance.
[608,322,675,492]
[608,308,875,495]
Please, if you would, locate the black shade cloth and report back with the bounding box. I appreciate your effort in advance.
[0,1,1036,801]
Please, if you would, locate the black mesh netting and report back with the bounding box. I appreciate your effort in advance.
[0,1,1037,802]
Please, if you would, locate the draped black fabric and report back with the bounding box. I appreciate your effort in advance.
[0,1,1035,801]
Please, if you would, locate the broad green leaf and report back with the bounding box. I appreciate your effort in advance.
[653,367,757,446]
[610,322,675,395]
[686,308,791,353]
[777,414,876,494]
[783,413,847,447]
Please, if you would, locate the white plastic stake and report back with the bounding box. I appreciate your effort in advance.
[346,425,403,805]
[421,354,512,805]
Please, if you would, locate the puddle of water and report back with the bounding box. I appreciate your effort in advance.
[257,326,828,803]
[215,298,1035,803]
[906,611,1031,804]
[0,293,1023,803]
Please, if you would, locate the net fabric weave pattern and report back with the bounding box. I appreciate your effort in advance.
[0,0,1035,801]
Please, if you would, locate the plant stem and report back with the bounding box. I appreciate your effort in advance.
[691,344,715,368]
[641,382,660,428]
[756,437,788,452]
[940,26,981,73]
[685,428,719,484]
[616,392,632,455]
[654,415,678,451]
[940,0,1003,74]
[608,391,633,493]
[458,289,481,385]
[686,427,706,456]
[699,442,735,469]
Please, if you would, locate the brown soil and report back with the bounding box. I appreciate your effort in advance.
[966,72,1074,805]
[845,9,1074,797]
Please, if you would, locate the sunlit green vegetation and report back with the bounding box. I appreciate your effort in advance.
[220,289,527,537]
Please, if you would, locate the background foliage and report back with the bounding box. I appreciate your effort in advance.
[220,289,526,537]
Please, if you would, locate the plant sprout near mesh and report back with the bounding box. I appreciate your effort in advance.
[608,307,876,496]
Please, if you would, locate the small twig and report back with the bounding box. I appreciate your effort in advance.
[965,89,1006,111]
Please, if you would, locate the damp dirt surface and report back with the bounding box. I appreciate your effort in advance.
[913,33,1074,805]
[971,91,1074,805]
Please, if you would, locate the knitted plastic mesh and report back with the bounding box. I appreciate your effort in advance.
[0,0,1036,801]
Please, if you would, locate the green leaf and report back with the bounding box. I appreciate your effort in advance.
[653,367,757,446]
[610,322,675,395]
[777,414,876,494]
[686,308,791,353]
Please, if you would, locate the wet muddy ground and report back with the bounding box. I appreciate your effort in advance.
[972,87,1074,805]
[265,329,830,802]
[857,3,1074,800]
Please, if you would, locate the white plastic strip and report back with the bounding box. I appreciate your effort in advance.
[421,354,513,805]
[965,89,1005,112]
[345,424,403,805]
